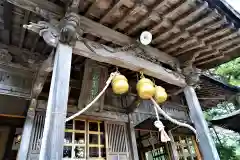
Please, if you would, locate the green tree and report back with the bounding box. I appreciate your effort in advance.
[205,102,240,159]
[216,143,239,160]
[205,57,240,159]
[214,57,240,86]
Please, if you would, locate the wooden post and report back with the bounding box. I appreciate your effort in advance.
[39,43,72,160]
[168,131,179,160]
[4,127,16,160]
[17,99,37,160]
[192,136,202,160]
[128,114,139,160]
[184,86,220,160]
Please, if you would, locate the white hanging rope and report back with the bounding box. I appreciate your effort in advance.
[65,70,198,142]
[153,104,160,121]
[65,72,118,122]
[153,104,170,142]
[150,97,198,138]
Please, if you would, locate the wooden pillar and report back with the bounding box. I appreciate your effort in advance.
[17,99,37,160]
[168,131,179,160]
[128,114,139,160]
[3,127,16,160]
[39,43,72,160]
[184,86,220,160]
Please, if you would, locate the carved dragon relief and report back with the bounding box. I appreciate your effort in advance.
[23,12,81,47]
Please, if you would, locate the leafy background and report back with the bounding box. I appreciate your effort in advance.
[204,57,240,159]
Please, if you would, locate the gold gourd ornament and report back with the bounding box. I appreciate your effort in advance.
[111,73,129,94]
[136,73,155,99]
[154,86,168,104]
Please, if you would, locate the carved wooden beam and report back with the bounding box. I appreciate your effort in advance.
[73,40,186,87]
[31,51,54,98]
[7,0,179,68]
[0,43,46,65]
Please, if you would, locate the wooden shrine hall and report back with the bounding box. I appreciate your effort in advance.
[0,0,239,159]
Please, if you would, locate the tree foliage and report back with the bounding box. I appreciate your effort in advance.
[216,142,239,160]
[214,57,240,86]
[205,102,240,159]
[205,57,240,159]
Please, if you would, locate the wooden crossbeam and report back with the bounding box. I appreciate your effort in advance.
[7,0,179,68]
[73,40,186,87]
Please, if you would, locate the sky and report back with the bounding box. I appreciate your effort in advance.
[225,0,240,13]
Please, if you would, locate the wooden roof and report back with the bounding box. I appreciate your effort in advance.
[0,0,239,110]
[196,75,239,109]
[211,109,240,133]
[0,0,239,72]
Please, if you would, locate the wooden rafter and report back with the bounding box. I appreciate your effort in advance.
[196,37,240,61]
[152,1,208,45]
[126,0,166,35]
[113,4,147,30]
[99,1,123,24]
[196,55,224,66]
[167,14,227,55]
[6,0,179,68]
[169,16,231,61]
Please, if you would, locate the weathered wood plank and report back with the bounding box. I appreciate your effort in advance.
[2,1,13,44]
[128,114,139,160]
[19,11,30,48]
[73,40,186,87]
[7,0,179,67]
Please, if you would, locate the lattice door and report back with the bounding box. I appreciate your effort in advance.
[105,122,130,160]
[28,112,45,160]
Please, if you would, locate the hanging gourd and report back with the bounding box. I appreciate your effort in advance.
[111,73,129,94]
[154,86,168,104]
[136,73,155,99]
